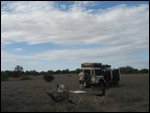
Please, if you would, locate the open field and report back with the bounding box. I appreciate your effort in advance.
[1,74,149,112]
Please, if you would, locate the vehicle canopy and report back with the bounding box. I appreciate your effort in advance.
[81,63,103,76]
[81,63,102,68]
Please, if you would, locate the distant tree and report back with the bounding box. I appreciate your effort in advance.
[120,66,149,74]
[47,70,54,74]
[120,66,135,74]
[29,70,39,76]
[13,65,24,77]
[62,69,70,74]
[25,71,30,76]
[5,70,13,77]
[14,65,24,72]
[133,68,139,74]
[140,69,149,73]
[40,71,47,75]
[55,70,62,74]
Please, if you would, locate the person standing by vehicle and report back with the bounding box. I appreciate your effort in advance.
[77,71,85,90]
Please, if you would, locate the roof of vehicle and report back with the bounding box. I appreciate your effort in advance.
[81,63,102,68]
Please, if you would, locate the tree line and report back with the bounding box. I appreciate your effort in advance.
[1,65,81,80]
[119,66,149,74]
[1,65,149,80]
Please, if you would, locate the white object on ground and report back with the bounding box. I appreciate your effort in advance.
[69,90,87,94]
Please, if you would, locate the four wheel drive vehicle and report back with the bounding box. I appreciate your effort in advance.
[81,63,120,95]
[82,63,104,87]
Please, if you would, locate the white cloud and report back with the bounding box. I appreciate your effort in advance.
[14,48,22,51]
[1,2,149,46]
[1,1,149,70]
[1,43,149,70]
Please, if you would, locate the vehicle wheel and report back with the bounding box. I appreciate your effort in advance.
[115,81,119,87]
[94,80,106,96]
[99,80,106,88]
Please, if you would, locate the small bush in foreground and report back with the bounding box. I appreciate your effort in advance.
[43,74,54,82]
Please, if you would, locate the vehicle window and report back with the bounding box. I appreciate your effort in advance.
[84,70,90,75]
[95,69,102,75]
[92,70,94,75]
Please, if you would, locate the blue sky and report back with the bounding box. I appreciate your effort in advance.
[1,1,149,71]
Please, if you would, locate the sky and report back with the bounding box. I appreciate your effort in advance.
[1,1,149,71]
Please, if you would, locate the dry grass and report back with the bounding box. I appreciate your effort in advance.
[1,74,149,112]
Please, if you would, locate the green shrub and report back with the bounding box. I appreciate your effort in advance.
[43,74,54,82]
[12,71,23,78]
[1,71,9,81]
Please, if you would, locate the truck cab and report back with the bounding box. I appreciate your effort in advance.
[81,63,105,87]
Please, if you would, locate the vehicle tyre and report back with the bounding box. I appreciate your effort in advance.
[97,80,106,96]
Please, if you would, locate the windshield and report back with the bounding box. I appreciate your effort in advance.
[95,69,102,75]
[84,69,90,75]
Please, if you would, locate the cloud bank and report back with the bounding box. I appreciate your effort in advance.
[1,1,149,71]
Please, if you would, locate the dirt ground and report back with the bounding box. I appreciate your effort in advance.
[1,74,149,112]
